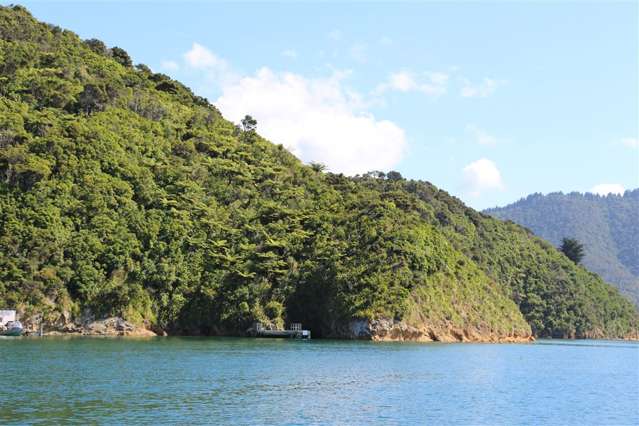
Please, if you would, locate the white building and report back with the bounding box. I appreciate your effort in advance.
[0,310,16,325]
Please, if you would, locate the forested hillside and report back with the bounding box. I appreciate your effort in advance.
[486,191,639,306]
[0,5,637,339]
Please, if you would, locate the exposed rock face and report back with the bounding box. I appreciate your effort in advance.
[22,311,531,341]
[82,317,156,337]
[22,314,156,337]
[346,318,534,343]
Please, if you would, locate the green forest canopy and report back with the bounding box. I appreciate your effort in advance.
[0,5,637,338]
[486,190,639,307]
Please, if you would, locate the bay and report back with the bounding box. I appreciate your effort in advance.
[0,337,637,425]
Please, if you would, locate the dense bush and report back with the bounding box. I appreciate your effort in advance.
[487,190,639,306]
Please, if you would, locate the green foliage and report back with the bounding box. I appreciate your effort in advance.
[386,170,403,181]
[83,38,107,56]
[560,238,585,265]
[486,191,639,306]
[110,46,132,68]
[0,5,636,339]
[241,114,257,132]
[309,162,326,173]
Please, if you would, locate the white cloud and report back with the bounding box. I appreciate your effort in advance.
[180,44,407,175]
[388,71,417,92]
[376,71,448,97]
[590,184,625,196]
[160,60,179,71]
[462,158,504,197]
[185,43,224,68]
[461,78,500,98]
[466,124,498,147]
[215,67,406,175]
[183,43,236,86]
[281,49,297,59]
[621,137,639,149]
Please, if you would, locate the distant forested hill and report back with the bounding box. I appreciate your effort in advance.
[0,5,637,339]
[486,190,639,306]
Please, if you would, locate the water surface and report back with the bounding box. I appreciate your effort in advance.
[1,337,637,425]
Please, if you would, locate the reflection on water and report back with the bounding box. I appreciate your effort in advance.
[1,337,637,425]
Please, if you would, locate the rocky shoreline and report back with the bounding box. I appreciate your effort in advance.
[23,317,157,337]
[343,318,535,343]
[24,316,532,342]
[22,315,637,342]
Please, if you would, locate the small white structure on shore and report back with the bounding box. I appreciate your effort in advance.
[252,322,311,339]
[0,310,16,325]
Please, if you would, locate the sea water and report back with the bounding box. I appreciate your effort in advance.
[0,337,637,425]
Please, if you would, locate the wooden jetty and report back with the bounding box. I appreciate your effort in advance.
[253,322,311,339]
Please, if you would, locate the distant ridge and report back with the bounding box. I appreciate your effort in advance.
[486,190,639,306]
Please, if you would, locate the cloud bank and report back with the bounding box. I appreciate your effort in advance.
[182,43,406,175]
[462,158,504,197]
[177,43,510,179]
[216,68,406,175]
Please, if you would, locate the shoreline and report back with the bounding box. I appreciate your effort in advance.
[14,333,639,344]
[21,330,639,343]
[18,316,637,342]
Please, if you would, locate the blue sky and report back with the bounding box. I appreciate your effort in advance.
[11,1,639,209]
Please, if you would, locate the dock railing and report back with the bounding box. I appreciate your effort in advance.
[253,322,310,339]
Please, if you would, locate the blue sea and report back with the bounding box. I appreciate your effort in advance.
[0,337,637,425]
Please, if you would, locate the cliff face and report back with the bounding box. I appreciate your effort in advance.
[0,6,637,341]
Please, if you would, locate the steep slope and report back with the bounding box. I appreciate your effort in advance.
[0,6,636,340]
[486,191,639,306]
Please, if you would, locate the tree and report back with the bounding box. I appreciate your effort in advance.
[77,83,108,114]
[110,47,132,68]
[310,162,327,173]
[135,64,152,74]
[364,171,385,179]
[241,115,257,132]
[386,170,403,181]
[560,238,585,264]
[84,38,107,55]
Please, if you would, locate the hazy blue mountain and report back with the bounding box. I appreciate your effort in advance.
[486,190,639,305]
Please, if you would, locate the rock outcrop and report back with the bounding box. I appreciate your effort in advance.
[22,314,156,337]
[82,317,156,337]
[345,318,534,343]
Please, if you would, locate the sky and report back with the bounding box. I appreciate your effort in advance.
[9,1,639,209]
